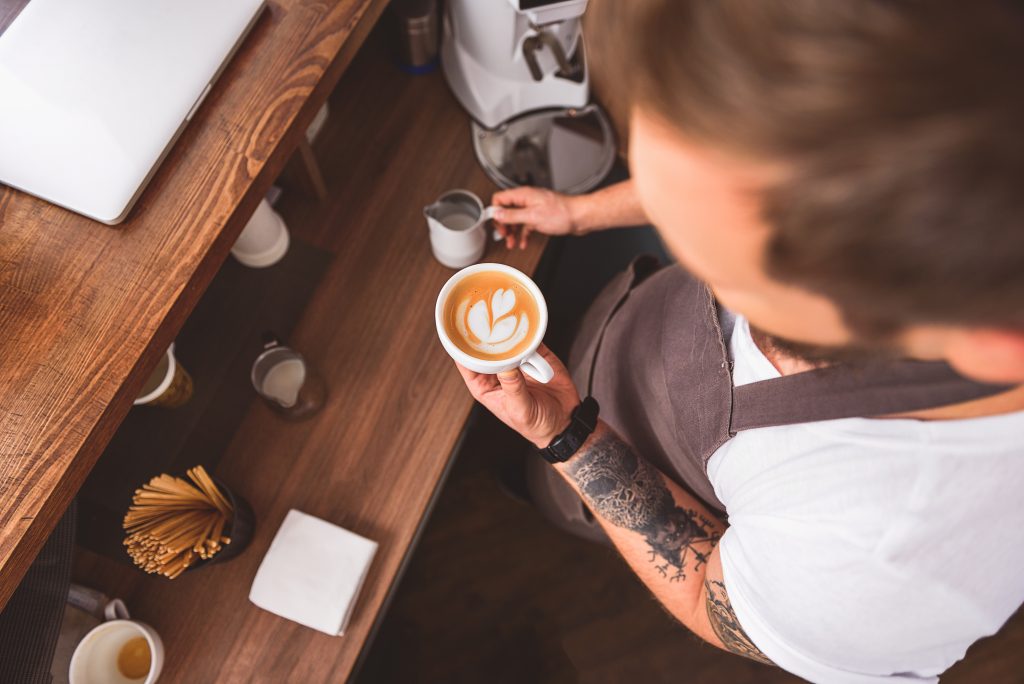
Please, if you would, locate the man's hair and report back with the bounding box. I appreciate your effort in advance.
[587,0,1024,336]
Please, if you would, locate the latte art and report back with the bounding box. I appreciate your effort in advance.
[443,271,541,361]
[457,288,530,355]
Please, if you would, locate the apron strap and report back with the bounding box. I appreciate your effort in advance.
[584,255,663,395]
[730,360,1014,433]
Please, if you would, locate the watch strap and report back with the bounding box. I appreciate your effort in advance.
[536,396,600,464]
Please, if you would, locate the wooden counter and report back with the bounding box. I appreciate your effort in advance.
[0,0,387,606]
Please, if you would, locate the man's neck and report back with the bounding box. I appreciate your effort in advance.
[750,328,1024,421]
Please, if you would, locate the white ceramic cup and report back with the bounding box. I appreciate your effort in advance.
[134,345,176,406]
[305,102,329,143]
[69,619,164,684]
[231,198,290,268]
[424,189,497,269]
[133,343,192,408]
[435,263,555,383]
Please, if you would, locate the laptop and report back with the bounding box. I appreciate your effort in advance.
[0,0,265,224]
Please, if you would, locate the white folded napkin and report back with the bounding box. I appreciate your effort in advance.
[249,509,378,636]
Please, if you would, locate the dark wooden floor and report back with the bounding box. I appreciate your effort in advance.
[355,406,1024,683]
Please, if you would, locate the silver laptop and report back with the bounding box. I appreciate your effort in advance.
[0,0,265,224]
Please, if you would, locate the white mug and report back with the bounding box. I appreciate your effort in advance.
[424,189,497,269]
[231,198,290,268]
[133,343,192,408]
[435,263,555,383]
[69,619,164,684]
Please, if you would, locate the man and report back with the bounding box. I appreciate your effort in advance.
[453,1,1024,682]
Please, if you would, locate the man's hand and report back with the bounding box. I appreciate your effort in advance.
[455,346,767,665]
[455,345,581,448]
[492,187,579,250]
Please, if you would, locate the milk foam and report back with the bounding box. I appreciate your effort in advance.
[454,287,530,355]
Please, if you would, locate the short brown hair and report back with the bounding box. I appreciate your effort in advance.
[587,0,1024,335]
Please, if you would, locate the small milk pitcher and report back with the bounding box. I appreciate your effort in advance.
[251,333,326,420]
[424,189,497,269]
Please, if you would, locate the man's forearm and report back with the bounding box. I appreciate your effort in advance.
[554,422,722,613]
[568,179,648,234]
[552,421,770,664]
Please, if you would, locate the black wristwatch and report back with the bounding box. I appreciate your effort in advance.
[536,396,600,464]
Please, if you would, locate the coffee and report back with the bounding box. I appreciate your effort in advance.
[442,270,540,361]
[117,636,151,679]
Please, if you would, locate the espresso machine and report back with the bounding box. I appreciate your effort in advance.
[441,0,615,193]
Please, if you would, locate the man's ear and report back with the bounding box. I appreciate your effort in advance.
[945,329,1024,384]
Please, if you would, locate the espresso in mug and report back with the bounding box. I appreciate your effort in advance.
[442,270,540,361]
[117,636,151,679]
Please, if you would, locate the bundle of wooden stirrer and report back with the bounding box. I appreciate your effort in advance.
[123,466,234,579]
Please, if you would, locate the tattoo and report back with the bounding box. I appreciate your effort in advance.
[705,579,773,665]
[564,434,720,581]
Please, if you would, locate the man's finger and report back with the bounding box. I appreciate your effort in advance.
[492,186,534,207]
[494,206,537,226]
[519,226,530,250]
[455,361,497,397]
[497,369,531,413]
[501,225,518,250]
[454,361,480,383]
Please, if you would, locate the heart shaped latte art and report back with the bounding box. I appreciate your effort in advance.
[455,287,530,355]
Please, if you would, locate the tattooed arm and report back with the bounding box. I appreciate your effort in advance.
[553,422,772,664]
[455,349,772,665]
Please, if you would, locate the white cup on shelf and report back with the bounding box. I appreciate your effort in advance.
[69,619,164,684]
[133,343,192,408]
[306,102,329,143]
[231,199,290,268]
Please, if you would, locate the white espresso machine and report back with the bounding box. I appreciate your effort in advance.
[441,0,615,193]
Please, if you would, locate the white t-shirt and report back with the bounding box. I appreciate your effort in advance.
[707,316,1024,683]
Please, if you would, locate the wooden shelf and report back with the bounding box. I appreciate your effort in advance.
[72,23,548,683]
[0,0,389,606]
[76,238,331,562]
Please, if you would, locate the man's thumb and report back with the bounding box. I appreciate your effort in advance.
[497,369,527,401]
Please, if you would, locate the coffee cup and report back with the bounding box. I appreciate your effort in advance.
[424,189,497,269]
[435,263,554,383]
[231,198,290,268]
[69,619,164,684]
[134,344,193,408]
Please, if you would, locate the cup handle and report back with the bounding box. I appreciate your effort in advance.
[520,350,554,384]
[481,206,505,242]
[104,599,129,621]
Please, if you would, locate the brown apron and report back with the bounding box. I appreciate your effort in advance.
[527,258,1009,542]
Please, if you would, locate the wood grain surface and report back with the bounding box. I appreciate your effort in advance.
[72,25,549,683]
[0,0,387,607]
